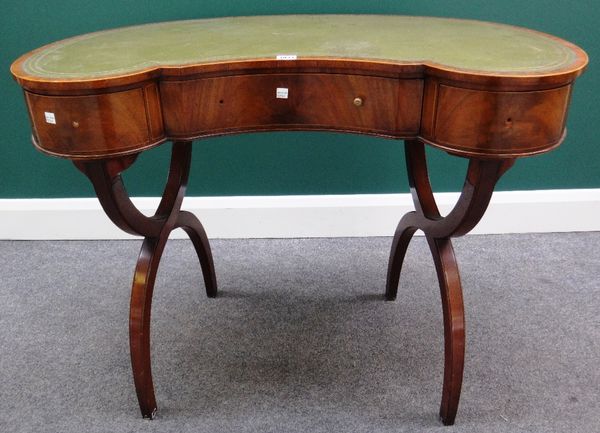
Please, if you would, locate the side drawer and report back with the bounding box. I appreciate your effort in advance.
[421,82,572,157]
[25,85,164,159]
[160,74,422,137]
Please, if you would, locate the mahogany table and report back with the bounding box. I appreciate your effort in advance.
[11,15,587,425]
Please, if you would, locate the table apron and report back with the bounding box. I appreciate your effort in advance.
[23,73,573,159]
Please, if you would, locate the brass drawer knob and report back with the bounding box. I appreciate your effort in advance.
[72,121,79,128]
[353,97,363,107]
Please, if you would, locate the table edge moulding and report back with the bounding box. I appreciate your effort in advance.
[10,14,588,425]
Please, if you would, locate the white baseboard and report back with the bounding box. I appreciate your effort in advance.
[0,189,599,240]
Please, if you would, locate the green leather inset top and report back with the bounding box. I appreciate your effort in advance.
[20,15,584,79]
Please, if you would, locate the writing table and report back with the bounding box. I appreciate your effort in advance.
[10,14,587,425]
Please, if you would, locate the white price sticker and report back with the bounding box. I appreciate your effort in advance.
[44,112,56,124]
[276,88,289,99]
[276,54,297,60]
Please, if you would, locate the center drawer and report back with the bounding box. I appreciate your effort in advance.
[160,73,422,137]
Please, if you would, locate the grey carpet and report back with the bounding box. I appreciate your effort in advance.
[0,233,598,433]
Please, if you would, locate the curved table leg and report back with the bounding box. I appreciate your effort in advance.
[385,214,418,301]
[386,140,514,425]
[177,210,218,298]
[428,236,464,425]
[130,237,165,418]
[75,140,218,419]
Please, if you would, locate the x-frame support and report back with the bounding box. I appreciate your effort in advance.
[75,140,217,419]
[386,139,514,425]
[74,138,513,424]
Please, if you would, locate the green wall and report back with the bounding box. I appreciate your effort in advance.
[1,1,598,198]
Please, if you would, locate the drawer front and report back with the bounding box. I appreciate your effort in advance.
[25,85,164,158]
[421,82,571,157]
[160,74,422,137]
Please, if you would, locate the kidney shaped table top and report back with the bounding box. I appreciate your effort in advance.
[11,14,588,425]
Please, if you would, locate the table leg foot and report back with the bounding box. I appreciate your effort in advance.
[386,140,513,425]
[145,408,158,420]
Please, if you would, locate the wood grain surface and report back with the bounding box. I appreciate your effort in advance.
[11,15,587,160]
